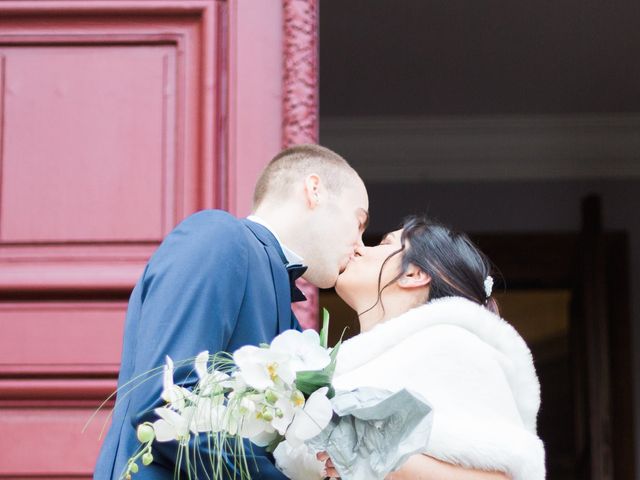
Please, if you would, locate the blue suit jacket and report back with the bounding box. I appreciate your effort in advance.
[95,210,299,479]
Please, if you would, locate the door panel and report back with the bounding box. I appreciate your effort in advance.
[0,3,219,295]
[0,408,112,476]
[0,302,126,375]
[1,45,175,243]
[0,1,294,476]
[0,2,222,477]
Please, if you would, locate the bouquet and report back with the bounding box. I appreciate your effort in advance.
[117,311,433,480]
[121,310,338,480]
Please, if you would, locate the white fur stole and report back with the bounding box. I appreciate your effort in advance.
[333,297,546,480]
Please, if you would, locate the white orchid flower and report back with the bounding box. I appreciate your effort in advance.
[240,412,274,440]
[219,391,282,446]
[161,355,195,411]
[285,387,332,446]
[233,346,295,390]
[194,351,210,379]
[194,350,231,395]
[270,329,331,373]
[222,394,275,442]
[271,396,304,435]
[273,440,325,480]
[153,406,197,443]
[192,396,227,433]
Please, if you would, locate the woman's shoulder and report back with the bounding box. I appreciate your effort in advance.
[338,296,541,431]
[343,296,527,357]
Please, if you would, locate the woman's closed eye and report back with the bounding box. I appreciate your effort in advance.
[379,235,392,246]
[379,232,398,246]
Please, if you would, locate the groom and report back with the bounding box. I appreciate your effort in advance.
[94,144,369,479]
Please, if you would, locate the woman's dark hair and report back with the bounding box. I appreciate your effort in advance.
[364,215,499,316]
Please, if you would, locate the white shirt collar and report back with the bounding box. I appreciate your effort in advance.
[247,215,304,265]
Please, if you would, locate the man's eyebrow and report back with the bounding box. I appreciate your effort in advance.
[358,209,370,230]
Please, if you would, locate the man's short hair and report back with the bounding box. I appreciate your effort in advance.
[253,144,357,208]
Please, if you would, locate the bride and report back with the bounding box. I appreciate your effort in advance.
[275,215,545,480]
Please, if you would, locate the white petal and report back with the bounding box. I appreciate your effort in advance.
[162,385,194,411]
[199,370,230,396]
[286,387,332,445]
[209,405,228,432]
[271,329,330,373]
[270,330,304,354]
[163,355,175,393]
[211,370,230,382]
[300,329,321,345]
[277,363,297,386]
[237,363,273,390]
[271,415,290,436]
[273,440,325,480]
[298,331,331,371]
[155,406,193,438]
[155,406,184,426]
[239,412,269,438]
[239,396,256,413]
[223,412,239,436]
[194,399,227,433]
[250,429,279,448]
[153,406,194,441]
[153,419,177,442]
[234,345,296,389]
[300,348,331,372]
[195,351,210,379]
[272,398,297,435]
[181,406,198,436]
[233,347,272,389]
[232,345,261,366]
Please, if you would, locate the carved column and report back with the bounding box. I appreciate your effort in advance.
[282,0,319,330]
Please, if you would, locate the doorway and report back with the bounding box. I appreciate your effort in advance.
[319,196,634,479]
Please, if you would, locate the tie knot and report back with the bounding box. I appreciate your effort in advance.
[286,263,307,281]
[286,263,308,302]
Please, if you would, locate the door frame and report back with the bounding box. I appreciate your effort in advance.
[472,217,634,479]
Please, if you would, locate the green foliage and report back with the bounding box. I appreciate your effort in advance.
[295,323,346,399]
[319,308,330,349]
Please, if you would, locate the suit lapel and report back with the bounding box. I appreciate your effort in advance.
[242,220,293,334]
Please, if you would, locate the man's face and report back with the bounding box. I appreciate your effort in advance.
[305,177,369,288]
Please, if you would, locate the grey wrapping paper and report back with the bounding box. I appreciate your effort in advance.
[307,387,433,480]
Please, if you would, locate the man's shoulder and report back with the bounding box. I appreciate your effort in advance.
[181,209,241,229]
[177,210,251,241]
[153,210,253,261]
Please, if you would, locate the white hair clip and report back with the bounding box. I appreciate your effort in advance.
[484,275,494,298]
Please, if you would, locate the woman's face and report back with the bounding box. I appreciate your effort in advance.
[335,229,405,311]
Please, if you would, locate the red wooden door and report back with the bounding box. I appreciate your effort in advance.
[0,0,307,476]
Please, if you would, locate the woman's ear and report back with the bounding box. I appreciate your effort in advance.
[398,264,431,289]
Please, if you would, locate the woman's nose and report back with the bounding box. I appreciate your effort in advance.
[353,244,366,257]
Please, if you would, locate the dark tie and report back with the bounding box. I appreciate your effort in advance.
[286,263,308,303]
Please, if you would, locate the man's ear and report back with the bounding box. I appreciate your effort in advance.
[303,174,322,209]
[398,264,431,289]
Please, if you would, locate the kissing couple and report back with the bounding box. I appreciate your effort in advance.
[95,145,545,480]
